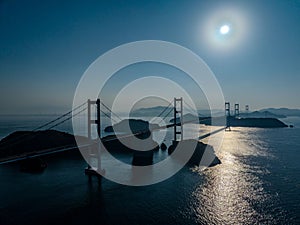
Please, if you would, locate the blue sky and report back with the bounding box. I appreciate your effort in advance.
[0,0,299,114]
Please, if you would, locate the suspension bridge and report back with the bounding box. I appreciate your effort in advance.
[0,98,230,177]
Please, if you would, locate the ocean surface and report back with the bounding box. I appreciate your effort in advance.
[0,115,299,224]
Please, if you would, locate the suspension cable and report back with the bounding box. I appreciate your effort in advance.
[183,100,198,114]
[100,102,123,122]
[0,102,86,147]
[161,107,174,121]
[33,101,86,131]
[155,100,173,118]
[100,108,119,124]
[47,107,87,130]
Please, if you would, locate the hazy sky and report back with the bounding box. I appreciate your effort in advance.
[0,0,299,114]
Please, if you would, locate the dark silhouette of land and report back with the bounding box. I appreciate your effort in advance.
[0,130,85,160]
[104,119,159,133]
[170,114,288,128]
[0,127,221,169]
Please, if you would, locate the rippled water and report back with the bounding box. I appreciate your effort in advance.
[193,128,288,224]
[0,116,299,224]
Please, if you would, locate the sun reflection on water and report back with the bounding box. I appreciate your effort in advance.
[191,127,277,224]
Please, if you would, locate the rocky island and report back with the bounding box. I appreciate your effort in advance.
[170,114,288,128]
[104,118,160,133]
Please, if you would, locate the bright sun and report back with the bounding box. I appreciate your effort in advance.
[220,25,230,35]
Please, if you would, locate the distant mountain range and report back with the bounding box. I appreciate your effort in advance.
[130,106,172,117]
[131,106,300,118]
[131,106,222,117]
[259,108,300,117]
[240,111,286,118]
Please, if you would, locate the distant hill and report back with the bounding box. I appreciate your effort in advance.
[240,110,286,118]
[131,106,219,117]
[104,119,159,133]
[131,106,300,118]
[169,113,202,123]
[131,106,172,117]
[259,108,300,117]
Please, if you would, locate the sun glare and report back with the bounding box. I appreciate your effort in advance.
[220,25,230,34]
[200,6,249,51]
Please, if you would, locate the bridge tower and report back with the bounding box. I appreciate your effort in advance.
[225,102,231,131]
[173,97,183,144]
[245,105,249,114]
[234,103,240,117]
[85,98,103,178]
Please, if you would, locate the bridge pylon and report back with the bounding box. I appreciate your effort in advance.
[234,103,240,118]
[85,98,103,180]
[173,97,183,144]
[225,102,231,131]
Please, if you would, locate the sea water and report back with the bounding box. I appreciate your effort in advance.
[0,115,299,224]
